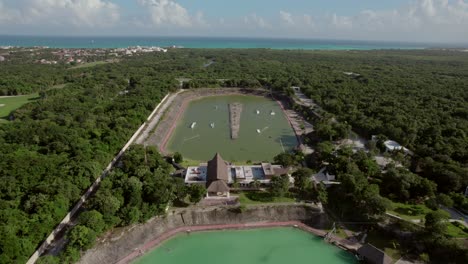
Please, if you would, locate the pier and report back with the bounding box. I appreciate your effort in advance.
[229,102,242,139]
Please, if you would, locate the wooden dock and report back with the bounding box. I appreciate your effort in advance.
[229,102,242,139]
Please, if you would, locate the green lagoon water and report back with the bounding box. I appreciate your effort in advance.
[166,95,298,162]
[134,227,358,264]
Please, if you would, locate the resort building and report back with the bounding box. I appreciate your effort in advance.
[383,140,412,155]
[312,167,340,187]
[371,136,413,155]
[185,153,290,197]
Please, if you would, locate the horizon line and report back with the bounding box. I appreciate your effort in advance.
[1,34,467,46]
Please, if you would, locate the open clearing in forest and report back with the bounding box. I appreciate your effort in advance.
[68,61,111,69]
[0,93,39,122]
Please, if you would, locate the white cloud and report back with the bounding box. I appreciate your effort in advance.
[303,14,314,27]
[137,0,208,28]
[421,0,437,17]
[279,10,294,25]
[0,0,120,28]
[330,13,352,29]
[0,1,21,23]
[244,13,269,28]
[0,0,468,42]
[345,0,468,40]
[299,0,468,42]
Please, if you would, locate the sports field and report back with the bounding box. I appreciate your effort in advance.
[0,93,39,122]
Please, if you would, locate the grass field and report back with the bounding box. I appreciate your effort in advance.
[446,222,468,238]
[0,93,39,122]
[237,191,295,205]
[387,201,432,221]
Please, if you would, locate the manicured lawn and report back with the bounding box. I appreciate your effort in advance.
[0,93,39,121]
[237,191,295,205]
[446,222,468,238]
[387,201,432,221]
[181,158,202,167]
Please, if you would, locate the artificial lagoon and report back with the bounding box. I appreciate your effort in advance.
[166,95,298,162]
[134,227,358,264]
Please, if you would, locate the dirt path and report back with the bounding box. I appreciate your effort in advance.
[26,93,175,264]
[275,99,314,154]
[135,90,184,145]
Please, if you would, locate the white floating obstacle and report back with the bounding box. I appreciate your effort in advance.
[210,122,215,128]
[190,122,196,129]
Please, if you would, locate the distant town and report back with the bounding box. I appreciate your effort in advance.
[0,45,175,65]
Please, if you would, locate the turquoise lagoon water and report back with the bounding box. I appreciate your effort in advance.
[134,227,358,264]
[0,35,434,50]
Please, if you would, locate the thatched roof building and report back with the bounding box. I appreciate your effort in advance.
[206,153,230,196]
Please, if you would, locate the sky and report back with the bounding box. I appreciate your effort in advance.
[1,0,468,43]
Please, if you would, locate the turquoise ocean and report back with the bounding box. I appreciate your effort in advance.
[0,35,444,50]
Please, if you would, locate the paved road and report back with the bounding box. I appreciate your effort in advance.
[26,92,177,264]
[442,206,468,228]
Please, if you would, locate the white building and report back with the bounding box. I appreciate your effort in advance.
[383,140,412,155]
[312,167,340,187]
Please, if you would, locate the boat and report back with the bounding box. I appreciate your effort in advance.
[190,122,196,129]
[270,111,276,116]
[256,129,261,134]
[256,110,260,114]
[210,122,215,128]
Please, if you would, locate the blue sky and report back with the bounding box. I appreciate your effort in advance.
[1,0,468,43]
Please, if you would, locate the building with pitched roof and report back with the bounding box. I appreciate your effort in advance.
[206,153,230,197]
[184,152,291,197]
[357,244,393,264]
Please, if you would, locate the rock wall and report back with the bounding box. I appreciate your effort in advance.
[78,204,327,264]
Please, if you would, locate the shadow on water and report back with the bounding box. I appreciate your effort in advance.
[274,134,299,149]
[257,247,278,263]
[334,249,358,262]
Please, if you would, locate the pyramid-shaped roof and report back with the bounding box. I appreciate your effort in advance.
[206,153,229,185]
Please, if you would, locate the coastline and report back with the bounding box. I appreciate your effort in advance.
[0,36,432,50]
